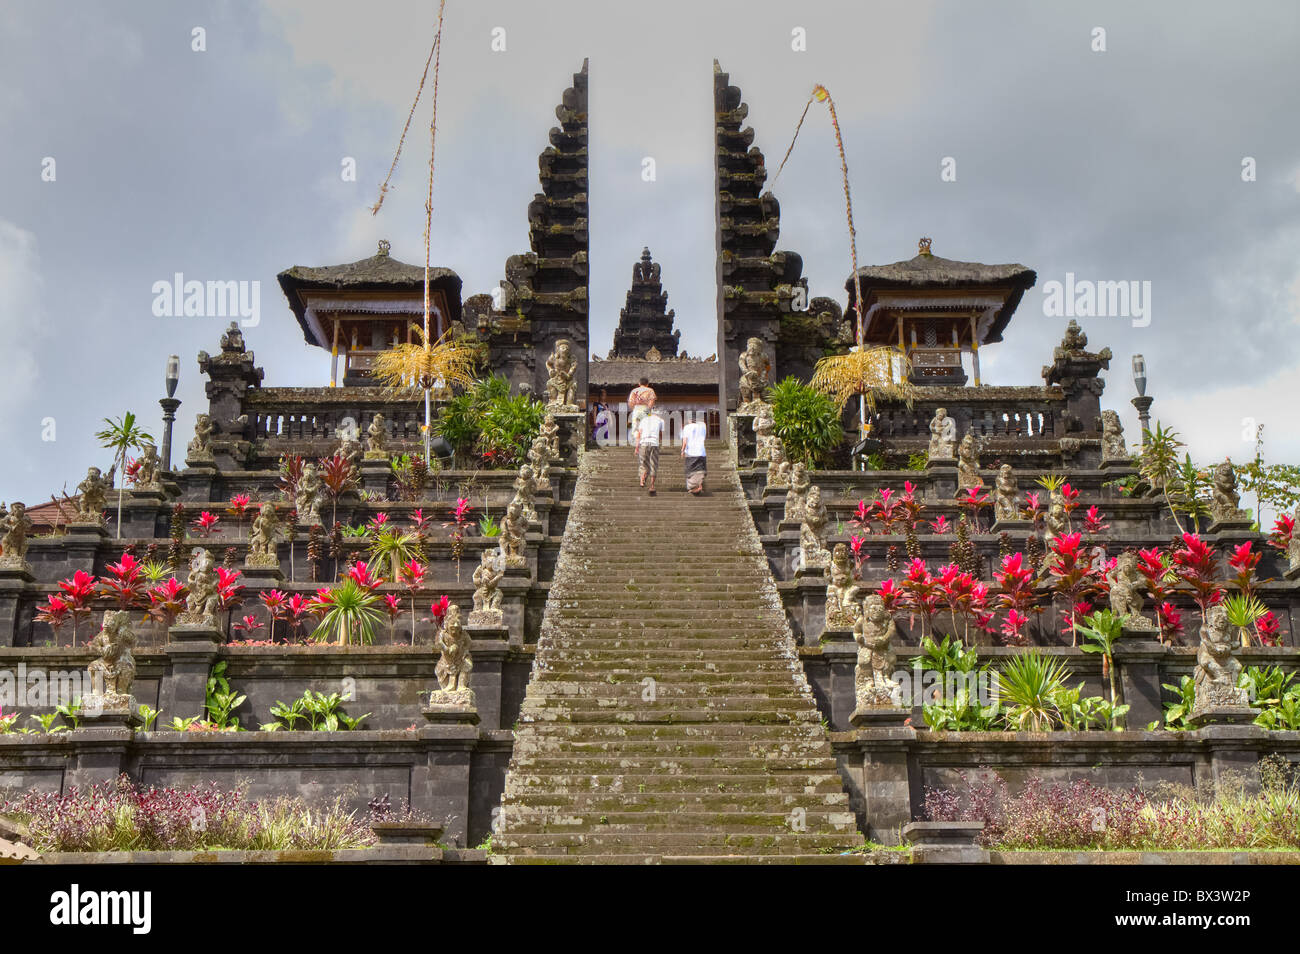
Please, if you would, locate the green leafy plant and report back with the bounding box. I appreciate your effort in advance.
[1138,422,1188,532]
[912,635,999,731]
[205,661,245,730]
[30,712,65,734]
[769,376,844,466]
[1161,674,1197,730]
[1054,684,1130,731]
[997,651,1071,732]
[369,525,422,581]
[53,700,84,731]
[94,411,154,539]
[478,515,501,537]
[310,578,385,646]
[135,704,161,731]
[1075,609,1126,722]
[266,697,308,731]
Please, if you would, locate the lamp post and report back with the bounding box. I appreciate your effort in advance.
[159,354,181,471]
[1130,353,1153,445]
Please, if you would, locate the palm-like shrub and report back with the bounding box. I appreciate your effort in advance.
[997,651,1071,732]
[432,375,543,469]
[769,376,843,467]
[309,579,385,646]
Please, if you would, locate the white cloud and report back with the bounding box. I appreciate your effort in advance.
[0,220,42,407]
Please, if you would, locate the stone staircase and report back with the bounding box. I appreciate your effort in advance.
[495,441,864,864]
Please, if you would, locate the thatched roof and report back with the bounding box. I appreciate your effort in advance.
[847,248,1036,344]
[588,357,720,390]
[277,241,463,345]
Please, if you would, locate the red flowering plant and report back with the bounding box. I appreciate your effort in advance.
[231,614,264,639]
[282,593,315,641]
[215,567,245,636]
[932,564,993,643]
[1021,491,1046,531]
[1266,514,1294,558]
[849,500,872,536]
[1061,483,1081,522]
[319,453,359,526]
[1135,547,1179,644]
[1170,533,1222,625]
[848,535,868,579]
[98,552,149,611]
[993,552,1038,646]
[55,570,97,646]
[1082,505,1110,535]
[426,595,452,638]
[344,560,385,591]
[146,577,188,631]
[1255,611,1284,647]
[259,589,290,642]
[124,457,143,486]
[876,578,903,615]
[191,511,221,537]
[957,487,991,533]
[382,593,404,643]
[870,488,900,534]
[900,559,943,639]
[1045,532,1099,646]
[226,494,252,537]
[444,498,475,581]
[1227,541,1261,600]
[1157,601,1185,643]
[398,559,427,645]
[34,595,73,642]
[895,482,926,534]
[929,514,951,535]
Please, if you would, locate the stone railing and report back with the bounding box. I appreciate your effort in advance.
[868,386,1069,443]
[243,388,429,446]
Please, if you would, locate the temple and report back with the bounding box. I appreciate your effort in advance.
[610,247,680,358]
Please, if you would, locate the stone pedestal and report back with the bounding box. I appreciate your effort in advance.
[924,458,957,500]
[1189,706,1261,728]
[422,696,480,726]
[163,624,223,722]
[371,820,445,847]
[850,706,911,729]
[1114,638,1165,728]
[549,413,585,467]
[79,703,139,729]
[0,566,35,648]
[240,563,284,589]
[989,518,1033,535]
[847,714,915,844]
[182,460,218,500]
[1286,565,1300,583]
[467,629,511,728]
[819,630,858,731]
[729,413,757,468]
[1208,514,1253,534]
[902,821,988,864]
[359,459,391,496]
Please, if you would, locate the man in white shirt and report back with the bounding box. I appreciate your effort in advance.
[680,417,708,495]
[635,410,665,495]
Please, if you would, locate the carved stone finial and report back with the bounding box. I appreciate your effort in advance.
[377,239,391,257]
[918,237,933,256]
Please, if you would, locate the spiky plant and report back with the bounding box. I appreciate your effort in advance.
[997,651,1071,732]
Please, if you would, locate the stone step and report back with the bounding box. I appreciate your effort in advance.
[518,707,820,725]
[498,808,858,831]
[497,831,859,853]
[502,852,867,865]
[505,773,847,793]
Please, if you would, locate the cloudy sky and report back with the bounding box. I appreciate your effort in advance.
[2,0,1298,505]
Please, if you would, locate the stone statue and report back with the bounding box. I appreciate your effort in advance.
[1210,460,1247,523]
[220,320,246,353]
[753,404,777,461]
[927,408,957,460]
[545,339,578,411]
[854,594,901,708]
[1106,551,1155,630]
[86,610,137,713]
[134,442,162,490]
[431,604,474,706]
[0,502,33,570]
[1042,499,1068,570]
[799,486,830,569]
[336,433,362,472]
[783,463,810,523]
[527,436,552,492]
[825,543,861,629]
[187,413,214,462]
[295,462,323,525]
[469,550,505,627]
[514,464,538,524]
[245,502,280,567]
[956,433,982,491]
[75,465,115,524]
[993,464,1019,522]
[1101,410,1126,461]
[540,414,561,460]
[768,460,792,491]
[737,337,769,411]
[498,498,528,569]
[180,547,221,626]
[364,414,389,460]
[1191,604,1250,714]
